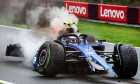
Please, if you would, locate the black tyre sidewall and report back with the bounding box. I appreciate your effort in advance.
[113,44,138,78]
[36,41,65,77]
[36,42,50,73]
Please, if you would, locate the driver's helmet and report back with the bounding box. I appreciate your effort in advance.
[63,27,74,34]
[59,22,76,35]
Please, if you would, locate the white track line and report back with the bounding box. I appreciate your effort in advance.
[0,25,45,34]
[0,80,14,84]
[0,25,31,31]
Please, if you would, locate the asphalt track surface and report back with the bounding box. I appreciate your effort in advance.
[0,25,140,84]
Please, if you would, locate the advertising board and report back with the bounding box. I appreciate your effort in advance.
[98,4,127,22]
[64,1,88,18]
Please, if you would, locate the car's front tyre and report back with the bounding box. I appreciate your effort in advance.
[36,41,64,77]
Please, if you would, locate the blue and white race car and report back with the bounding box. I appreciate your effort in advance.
[6,23,138,78]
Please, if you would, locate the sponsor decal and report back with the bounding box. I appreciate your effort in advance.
[64,1,88,18]
[87,52,93,54]
[98,4,127,22]
[33,57,36,63]
[100,6,124,19]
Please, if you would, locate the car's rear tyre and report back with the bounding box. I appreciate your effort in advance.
[113,44,138,78]
[36,41,64,77]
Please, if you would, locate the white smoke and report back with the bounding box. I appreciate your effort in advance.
[26,7,79,39]
[23,7,78,67]
[0,7,79,67]
[13,31,47,67]
[49,7,78,31]
[0,28,47,67]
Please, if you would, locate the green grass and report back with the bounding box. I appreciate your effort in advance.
[0,10,27,29]
[0,20,27,28]
[78,20,140,47]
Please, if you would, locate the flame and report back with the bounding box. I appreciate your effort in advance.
[54,26,60,34]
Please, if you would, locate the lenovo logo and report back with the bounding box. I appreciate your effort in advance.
[66,3,87,15]
[100,6,125,19]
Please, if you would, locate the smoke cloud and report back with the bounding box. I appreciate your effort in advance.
[25,7,78,39]
[0,1,79,67]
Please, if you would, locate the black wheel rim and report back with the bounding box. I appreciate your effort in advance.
[39,49,47,66]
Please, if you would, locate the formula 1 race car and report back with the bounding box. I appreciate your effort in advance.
[6,23,138,78]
